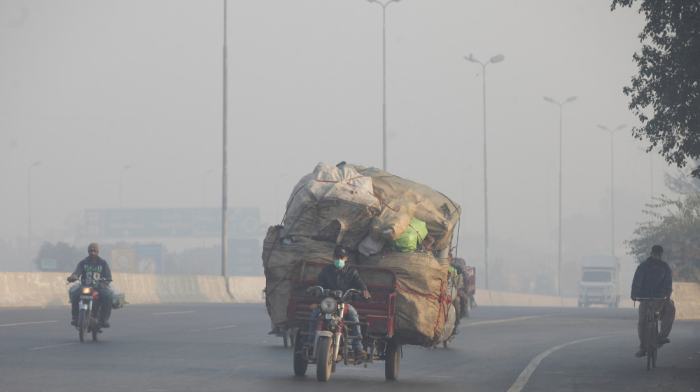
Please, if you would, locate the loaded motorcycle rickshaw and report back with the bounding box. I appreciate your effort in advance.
[288,261,401,382]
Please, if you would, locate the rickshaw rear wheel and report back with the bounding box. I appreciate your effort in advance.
[385,339,400,380]
[293,330,308,376]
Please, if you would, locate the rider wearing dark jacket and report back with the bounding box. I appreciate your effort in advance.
[67,243,113,328]
[317,263,368,293]
[631,245,675,358]
[307,245,369,358]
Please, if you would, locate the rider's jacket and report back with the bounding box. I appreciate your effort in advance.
[317,265,367,293]
[72,257,112,287]
[631,257,673,298]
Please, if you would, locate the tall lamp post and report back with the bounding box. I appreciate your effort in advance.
[597,124,626,260]
[365,0,402,171]
[464,53,504,291]
[28,161,41,262]
[544,96,576,298]
[222,0,230,292]
[119,165,131,208]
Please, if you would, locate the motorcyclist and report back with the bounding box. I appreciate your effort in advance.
[306,245,371,358]
[67,243,113,328]
[631,244,675,358]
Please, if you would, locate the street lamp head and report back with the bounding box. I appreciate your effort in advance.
[565,96,577,103]
[464,54,477,63]
[597,124,610,131]
[489,54,505,64]
[615,124,627,131]
[123,165,131,170]
[543,97,556,104]
[32,161,41,167]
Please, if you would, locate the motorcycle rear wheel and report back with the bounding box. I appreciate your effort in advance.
[78,309,87,343]
[316,336,333,382]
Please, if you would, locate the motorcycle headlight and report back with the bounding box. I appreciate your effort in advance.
[81,287,92,294]
[320,298,336,314]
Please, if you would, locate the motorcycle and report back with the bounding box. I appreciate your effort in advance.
[73,278,111,342]
[291,279,400,382]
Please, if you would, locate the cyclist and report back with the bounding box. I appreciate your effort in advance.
[631,245,675,358]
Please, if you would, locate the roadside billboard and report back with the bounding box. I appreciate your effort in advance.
[85,208,260,239]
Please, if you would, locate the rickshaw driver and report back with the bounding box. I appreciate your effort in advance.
[306,245,371,358]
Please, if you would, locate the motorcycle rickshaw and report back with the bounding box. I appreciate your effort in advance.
[288,261,401,381]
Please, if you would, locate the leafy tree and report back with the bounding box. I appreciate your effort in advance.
[33,242,84,272]
[664,158,700,194]
[626,194,700,282]
[611,0,700,177]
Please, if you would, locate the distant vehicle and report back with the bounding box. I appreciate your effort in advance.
[578,256,621,308]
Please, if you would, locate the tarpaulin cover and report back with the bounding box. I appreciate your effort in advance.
[369,199,418,242]
[360,250,452,347]
[282,162,381,249]
[354,166,461,251]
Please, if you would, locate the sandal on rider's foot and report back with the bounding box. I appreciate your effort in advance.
[101,321,110,328]
[657,338,670,345]
[70,319,77,326]
[634,349,647,358]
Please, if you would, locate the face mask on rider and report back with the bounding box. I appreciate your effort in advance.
[334,259,345,269]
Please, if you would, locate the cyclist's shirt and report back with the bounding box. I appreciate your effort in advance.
[72,257,112,287]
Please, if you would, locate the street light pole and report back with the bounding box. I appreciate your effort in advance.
[222,0,230,291]
[597,124,626,260]
[366,0,402,171]
[544,96,577,298]
[119,165,131,208]
[464,53,504,291]
[27,161,41,263]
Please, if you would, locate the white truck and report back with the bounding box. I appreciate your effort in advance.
[578,256,621,308]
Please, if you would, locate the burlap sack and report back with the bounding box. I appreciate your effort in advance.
[263,225,356,328]
[360,250,451,347]
[283,162,381,249]
[369,199,418,241]
[354,167,461,250]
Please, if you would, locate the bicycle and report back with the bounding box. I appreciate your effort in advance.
[635,297,668,370]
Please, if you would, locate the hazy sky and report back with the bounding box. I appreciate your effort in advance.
[0,0,674,272]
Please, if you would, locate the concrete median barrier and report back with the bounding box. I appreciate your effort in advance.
[473,282,700,320]
[0,272,266,308]
[672,282,700,320]
[474,290,577,308]
[1,271,696,318]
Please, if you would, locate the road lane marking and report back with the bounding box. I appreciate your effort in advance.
[28,342,78,351]
[191,325,236,332]
[465,312,579,328]
[152,311,195,315]
[506,336,612,392]
[0,320,58,327]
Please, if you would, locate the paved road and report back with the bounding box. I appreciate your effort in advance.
[0,303,698,392]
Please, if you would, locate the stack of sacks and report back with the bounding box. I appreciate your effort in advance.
[262,162,461,347]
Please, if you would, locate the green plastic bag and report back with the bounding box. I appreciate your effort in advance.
[390,218,428,253]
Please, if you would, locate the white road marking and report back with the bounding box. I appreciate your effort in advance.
[152,311,195,315]
[28,342,78,351]
[506,336,612,392]
[465,312,578,328]
[0,320,58,327]
[191,325,236,332]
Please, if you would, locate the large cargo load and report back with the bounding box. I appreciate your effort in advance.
[263,162,461,347]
